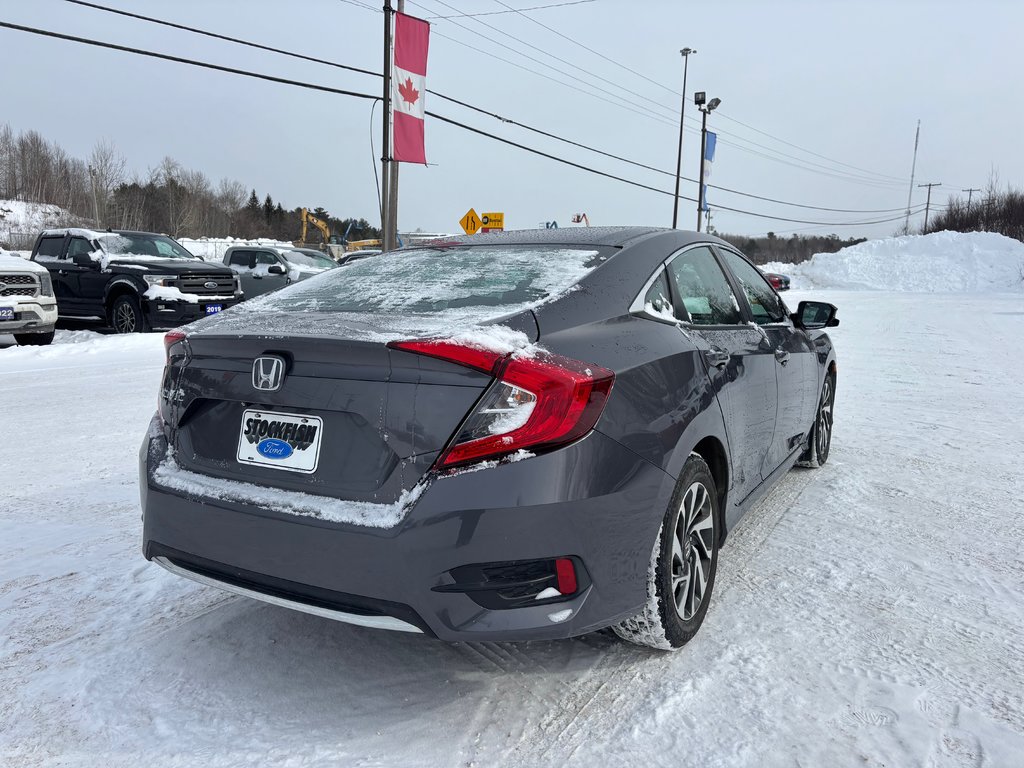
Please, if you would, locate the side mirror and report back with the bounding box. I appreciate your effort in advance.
[267,263,286,275]
[72,253,96,267]
[792,301,839,330]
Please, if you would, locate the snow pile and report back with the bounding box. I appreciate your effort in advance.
[179,237,295,263]
[763,230,1024,292]
[0,199,79,246]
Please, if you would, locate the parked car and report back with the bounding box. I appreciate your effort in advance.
[141,227,838,650]
[223,244,339,299]
[31,229,241,333]
[763,271,791,291]
[0,250,58,345]
[338,248,382,265]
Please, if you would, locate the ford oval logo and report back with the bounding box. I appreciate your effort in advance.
[204,280,219,290]
[256,438,293,460]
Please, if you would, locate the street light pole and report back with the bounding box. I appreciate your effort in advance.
[695,95,720,233]
[671,47,695,229]
[697,109,708,232]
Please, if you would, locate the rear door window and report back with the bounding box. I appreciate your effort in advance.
[228,250,255,268]
[35,236,65,261]
[666,246,742,325]
[719,249,787,324]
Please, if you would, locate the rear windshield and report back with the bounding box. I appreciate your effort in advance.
[248,245,606,315]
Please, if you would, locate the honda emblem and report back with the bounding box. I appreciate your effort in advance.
[252,356,286,391]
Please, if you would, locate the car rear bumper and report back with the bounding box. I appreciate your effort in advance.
[0,298,57,333]
[140,417,673,642]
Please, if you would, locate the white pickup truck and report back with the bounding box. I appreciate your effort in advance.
[0,250,57,345]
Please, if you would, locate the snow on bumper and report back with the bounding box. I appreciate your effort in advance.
[0,297,57,332]
[139,416,673,642]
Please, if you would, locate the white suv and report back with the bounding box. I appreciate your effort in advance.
[0,251,57,345]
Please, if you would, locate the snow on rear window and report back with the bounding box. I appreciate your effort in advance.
[245,246,603,316]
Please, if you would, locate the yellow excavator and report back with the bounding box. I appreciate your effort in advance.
[296,208,346,259]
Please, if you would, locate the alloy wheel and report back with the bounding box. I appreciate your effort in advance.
[670,481,716,620]
[114,301,137,333]
[816,378,833,459]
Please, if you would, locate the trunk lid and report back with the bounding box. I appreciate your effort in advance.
[168,311,536,503]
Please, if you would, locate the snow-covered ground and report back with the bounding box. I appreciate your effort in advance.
[2,234,1023,767]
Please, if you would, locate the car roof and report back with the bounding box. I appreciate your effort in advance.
[408,226,670,249]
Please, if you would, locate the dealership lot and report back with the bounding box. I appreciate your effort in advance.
[2,290,1023,767]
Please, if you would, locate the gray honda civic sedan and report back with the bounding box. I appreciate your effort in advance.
[140,227,838,650]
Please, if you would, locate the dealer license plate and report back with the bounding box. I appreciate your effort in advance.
[205,304,223,314]
[237,409,323,474]
[0,307,14,321]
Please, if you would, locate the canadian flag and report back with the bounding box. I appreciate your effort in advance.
[392,12,430,164]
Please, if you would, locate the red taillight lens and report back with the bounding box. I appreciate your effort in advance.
[163,330,187,362]
[388,339,615,469]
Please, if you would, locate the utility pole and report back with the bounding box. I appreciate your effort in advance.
[87,164,99,225]
[918,182,941,232]
[381,0,394,251]
[962,187,981,209]
[903,120,920,234]
[671,47,695,229]
[385,0,405,250]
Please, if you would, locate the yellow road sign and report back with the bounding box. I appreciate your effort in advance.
[460,208,480,235]
[480,212,504,231]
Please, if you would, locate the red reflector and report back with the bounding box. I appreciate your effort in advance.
[163,330,187,361]
[555,558,577,595]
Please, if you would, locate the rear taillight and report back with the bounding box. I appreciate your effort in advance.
[163,330,188,363]
[388,339,615,469]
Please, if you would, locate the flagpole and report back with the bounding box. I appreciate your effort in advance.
[385,0,405,251]
[381,0,393,251]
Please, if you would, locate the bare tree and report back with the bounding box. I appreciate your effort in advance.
[88,139,126,226]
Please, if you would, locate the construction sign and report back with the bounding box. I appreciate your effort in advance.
[480,212,504,232]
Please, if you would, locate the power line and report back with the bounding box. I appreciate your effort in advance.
[405,0,681,126]
[424,0,596,19]
[0,19,922,229]
[53,0,912,213]
[496,0,908,186]
[420,0,679,121]
[0,19,380,102]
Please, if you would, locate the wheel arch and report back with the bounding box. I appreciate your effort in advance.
[689,436,729,544]
[104,278,144,326]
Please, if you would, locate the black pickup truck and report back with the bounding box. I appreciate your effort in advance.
[30,229,242,333]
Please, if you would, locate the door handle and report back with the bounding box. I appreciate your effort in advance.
[775,349,791,366]
[704,349,730,369]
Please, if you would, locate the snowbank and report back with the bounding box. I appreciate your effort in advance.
[764,231,1024,292]
[179,237,295,263]
[0,199,79,246]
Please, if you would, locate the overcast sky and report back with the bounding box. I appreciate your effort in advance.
[2,0,1019,238]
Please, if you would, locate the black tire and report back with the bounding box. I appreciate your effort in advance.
[14,330,55,346]
[798,372,835,468]
[110,294,147,334]
[613,453,720,650]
